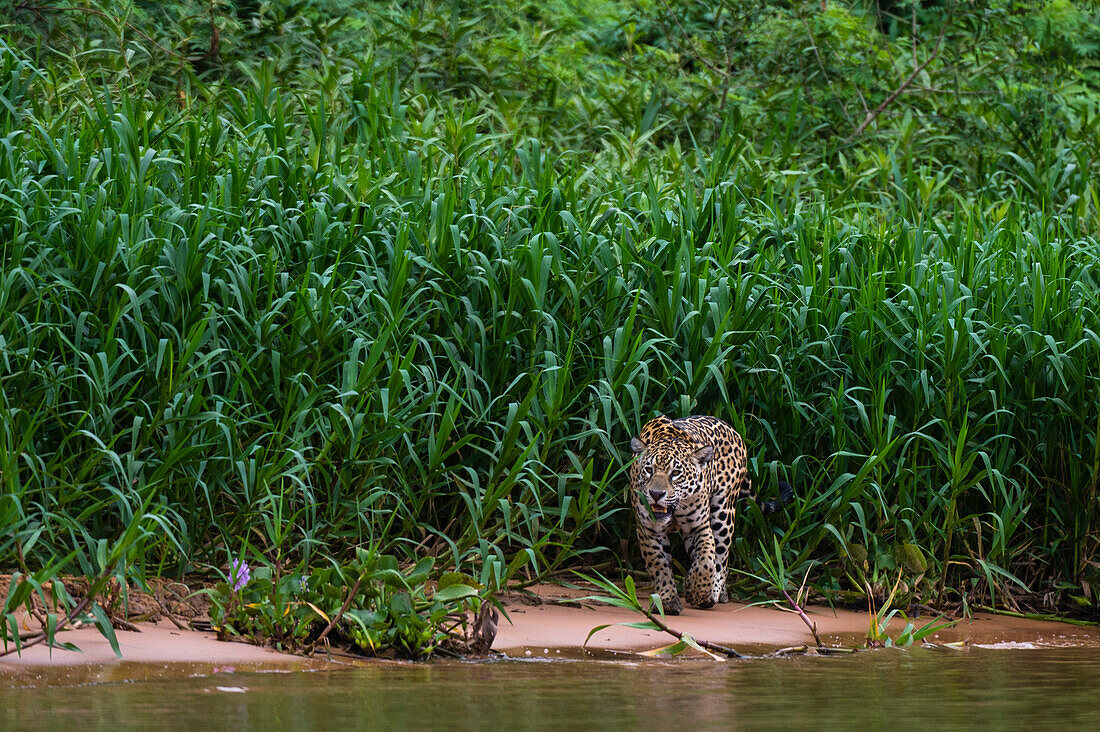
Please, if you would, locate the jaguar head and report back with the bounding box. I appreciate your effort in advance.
[630,435,714,527]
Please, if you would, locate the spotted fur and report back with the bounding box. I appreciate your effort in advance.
[629,415,752,615]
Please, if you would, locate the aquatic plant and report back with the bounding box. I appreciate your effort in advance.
[208,549,493,658]
[863,569,954,648]
[229,560,251,592]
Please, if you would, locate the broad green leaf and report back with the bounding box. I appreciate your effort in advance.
[91,604,122,659]
[433,584,478,602]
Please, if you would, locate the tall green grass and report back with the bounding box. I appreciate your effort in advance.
[0,32,1097,613]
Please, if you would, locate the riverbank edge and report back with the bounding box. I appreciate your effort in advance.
[4,581,1099,686]
[492,583,1100,654]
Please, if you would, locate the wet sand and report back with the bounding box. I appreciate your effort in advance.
[0,622,312,668]
[0,622,335,688]
[3,583,1097,685]
[493,584,1100,654]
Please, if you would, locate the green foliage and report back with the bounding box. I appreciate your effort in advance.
[2,568,80,656]
[342,553,482,658]
[209,561,318,649]
[869,609,954,648]
[864,568,954,648]
[1,496,168,658]
[209,550,487,658]
[1,1,1100,661]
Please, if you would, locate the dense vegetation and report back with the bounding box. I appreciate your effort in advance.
[3,0,1100,653]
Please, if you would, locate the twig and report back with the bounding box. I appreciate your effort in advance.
[644,608,743,658]
[972,605,1099,627]
[774,644,856,656]
[15,628,47,641]
[782,589,824,648]
[849,21,949,139]
[113,617,142,633]
[152,593,190,631]
[309,576,363,651]
[577,572,744,658]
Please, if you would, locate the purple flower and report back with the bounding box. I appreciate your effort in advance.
[229,559,251,592]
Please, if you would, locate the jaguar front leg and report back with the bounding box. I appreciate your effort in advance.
[635,518,682,615]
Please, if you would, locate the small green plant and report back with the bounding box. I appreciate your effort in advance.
[209,549,492,659]
[209,557,319,649]
[864,570,955,648]
[340,551,486,658]
[2,568,81,657]
[881,612,957,648]
[745,538,828,648]
[1,503,168,659]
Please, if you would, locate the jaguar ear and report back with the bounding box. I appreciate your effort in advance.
[692,444,714,466]
[630,437,647,454]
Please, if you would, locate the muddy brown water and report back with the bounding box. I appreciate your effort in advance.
[3,644,1100,730]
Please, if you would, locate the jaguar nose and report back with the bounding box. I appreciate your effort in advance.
[649,488,666,503]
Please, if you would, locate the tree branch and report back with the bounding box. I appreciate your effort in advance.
[782,589,824,648]
[849,22,949,140]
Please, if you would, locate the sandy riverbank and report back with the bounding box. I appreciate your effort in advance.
[492,583,1100,654]
[0,621,330,687]
[1,623,309,667]
[3,582,1097,685]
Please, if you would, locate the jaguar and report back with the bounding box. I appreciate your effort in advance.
[629,414,791,615]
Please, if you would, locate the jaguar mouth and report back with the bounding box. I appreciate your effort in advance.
[650,503,676,523]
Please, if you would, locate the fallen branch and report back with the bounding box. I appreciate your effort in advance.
[112,616,142,633]
[642,607,743,659]
[972,605,1099,627]
[773,644,856,656]
[152,593,190,631]
[577,572,744,659]
[309,576,363,651]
